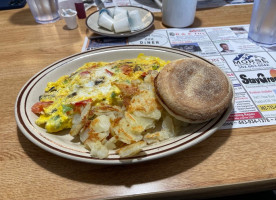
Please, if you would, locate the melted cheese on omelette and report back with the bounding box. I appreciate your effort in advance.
[36,54,168,131]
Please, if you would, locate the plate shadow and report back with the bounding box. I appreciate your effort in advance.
[17,127,231,187]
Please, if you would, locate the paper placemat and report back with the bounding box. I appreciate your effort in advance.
[82,24,276,129]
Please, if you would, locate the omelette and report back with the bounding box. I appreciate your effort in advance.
[32,54,186,158]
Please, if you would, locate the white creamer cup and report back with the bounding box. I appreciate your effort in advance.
[154,0,197,28]
[98,11,114,31]
[61,9,78,30]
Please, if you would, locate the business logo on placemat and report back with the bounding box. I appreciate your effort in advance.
[138,33,168,46]
[232,53,269,69]
[239,72,276,84]
[129,33,169,46]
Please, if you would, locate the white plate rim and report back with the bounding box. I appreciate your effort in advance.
[15,45,234,165]
[85,6,155,38]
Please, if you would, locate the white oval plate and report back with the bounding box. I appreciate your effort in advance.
[15,45,234,165]
[86,6,154,38]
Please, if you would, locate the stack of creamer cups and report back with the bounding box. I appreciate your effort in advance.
[98,7,145,33]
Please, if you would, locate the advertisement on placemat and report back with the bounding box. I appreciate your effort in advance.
[82,24,276,129]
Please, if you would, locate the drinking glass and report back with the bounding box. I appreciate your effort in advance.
[248,0,276,47]
[27,0,60,24]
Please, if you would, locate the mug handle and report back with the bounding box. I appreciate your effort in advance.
[154,0,162,8]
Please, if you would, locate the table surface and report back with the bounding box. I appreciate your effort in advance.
[1,4,276,200]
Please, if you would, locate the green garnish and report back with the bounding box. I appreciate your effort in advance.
[62,105,73,113]
[152,64,159,70]
[111,92,116,98]
[63,79,69,84]
[52,115,60,121]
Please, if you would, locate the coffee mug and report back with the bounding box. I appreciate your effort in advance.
[154,0,197,28]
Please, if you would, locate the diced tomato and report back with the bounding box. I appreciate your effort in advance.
[141,72,147,78]
[105,69,114,76]
[79,71,90,76]
[86,65,97,71]
[74,99,92,107]
[31,101,53,114]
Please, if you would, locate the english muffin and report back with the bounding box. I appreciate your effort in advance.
[154,58,233,123]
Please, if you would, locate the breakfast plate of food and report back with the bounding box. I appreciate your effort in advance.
[86,6,154,37]
[15,45,234,164]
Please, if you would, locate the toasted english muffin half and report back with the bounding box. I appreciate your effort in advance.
[154,58,233,123]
